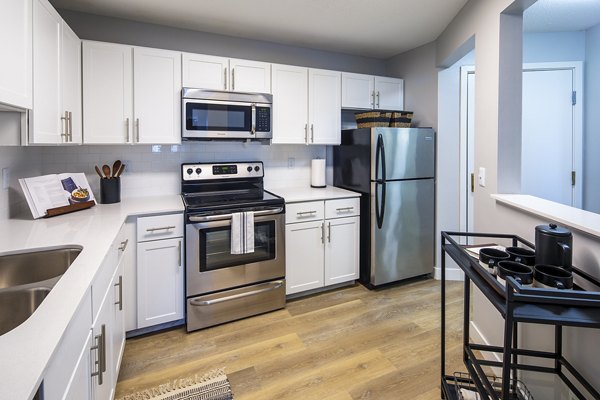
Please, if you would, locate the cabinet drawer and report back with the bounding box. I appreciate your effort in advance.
[286,201,324,223]
[325,197,360,219]
[137,213,183,242]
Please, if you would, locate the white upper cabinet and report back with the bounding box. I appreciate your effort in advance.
[83,41,133,144]
[272,64,341,145]
[309,68,341,145]
[342,72,404,111]
[31,0,82,144]
[133,47,181,144]
[271,64,308,144]
[83,41,181,144]
[182,53,271,93]
[0,0,32,109]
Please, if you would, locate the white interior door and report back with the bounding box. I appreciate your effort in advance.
[459,66,475,236]
[522,66,579,207]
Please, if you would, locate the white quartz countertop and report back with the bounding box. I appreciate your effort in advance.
[0,195,183,400]
[267,185,361,203]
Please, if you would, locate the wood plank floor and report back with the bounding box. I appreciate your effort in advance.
[116,279,466,399]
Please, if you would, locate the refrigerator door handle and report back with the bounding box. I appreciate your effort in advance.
[375,180,386,229]
[375,133,387,182]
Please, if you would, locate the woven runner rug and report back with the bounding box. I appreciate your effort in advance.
[117,368,234,400]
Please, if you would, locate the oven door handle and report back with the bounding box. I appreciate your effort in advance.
[189,281,284,306]
[188,207,284,223]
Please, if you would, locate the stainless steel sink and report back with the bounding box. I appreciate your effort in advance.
[0,287,51,335]
[0,247,81,289]
[0,246,82,335]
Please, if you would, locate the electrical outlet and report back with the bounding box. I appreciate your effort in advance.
[478,167,486,187]
[2,168,9,190]
[288,157,295,169]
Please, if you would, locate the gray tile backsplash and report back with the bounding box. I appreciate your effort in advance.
[0,146,42,220]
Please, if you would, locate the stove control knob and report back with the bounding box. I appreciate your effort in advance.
[186,168,193,175]
[247,166,253,172]
[254,166,260,172]
[195,168,202,174]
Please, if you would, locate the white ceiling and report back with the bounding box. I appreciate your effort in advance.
[524,0,600,32]
[49,0,468,59]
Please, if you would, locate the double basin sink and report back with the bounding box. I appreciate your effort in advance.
[0,246,82,336]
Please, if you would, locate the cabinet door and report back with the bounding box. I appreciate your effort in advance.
[271,64,308,144]
[32,0,62,144]
[111,258,126,382]
[133,47,181,144]
[137,237,184,328]
[325,216,360,285]
[341,72,374,109]
[285,220,324,294]
[0,0,32,109]
[83,41,132,144]
[309,69,341,145]
[229,59,271,93]
[374,76,404,111]
[182,53,228,90]
[63,330,93,400]
[92,285,115,400]
[61,22,82,144]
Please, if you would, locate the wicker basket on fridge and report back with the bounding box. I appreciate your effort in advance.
[389,111,413,128]
[354,111,392,128]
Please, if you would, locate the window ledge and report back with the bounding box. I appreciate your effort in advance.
[492,194,600,239]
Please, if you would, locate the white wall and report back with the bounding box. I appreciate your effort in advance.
[584,23,600,213]
[523,31,586,63]
[0,146,42,221]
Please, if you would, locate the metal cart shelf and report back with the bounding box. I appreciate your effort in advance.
[441,231,600,400]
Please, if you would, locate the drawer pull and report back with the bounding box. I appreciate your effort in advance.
[336,207,354,212]
[146,225,176,233]
[118,239,129,251]
[297,211,317,217]
[190,281,283,306]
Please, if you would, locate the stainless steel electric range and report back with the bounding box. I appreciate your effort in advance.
[181,161,286,331]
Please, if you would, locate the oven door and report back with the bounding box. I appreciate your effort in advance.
[186,208,285,296]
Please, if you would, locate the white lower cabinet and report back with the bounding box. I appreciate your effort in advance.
[285,198,360,295]
[136,213,184,329]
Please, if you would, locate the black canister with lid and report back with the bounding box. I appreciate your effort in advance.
[535,223,572,270]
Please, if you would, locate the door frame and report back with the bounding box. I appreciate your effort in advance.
[459,61,584,233]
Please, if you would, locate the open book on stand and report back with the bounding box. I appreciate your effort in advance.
[19,173,96,219]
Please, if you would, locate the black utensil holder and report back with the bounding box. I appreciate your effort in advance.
[100,178,121,204]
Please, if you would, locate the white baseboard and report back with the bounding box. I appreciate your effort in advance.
[434,266,464,281]
[470,320,502,376]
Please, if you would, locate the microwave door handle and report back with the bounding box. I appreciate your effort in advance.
[188,207,284,222]
[251,103,256,135]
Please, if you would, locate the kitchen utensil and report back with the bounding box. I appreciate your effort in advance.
[479,248,510,275]
[506,246,536,266]
[535,223,572,270]
[115,163,125,177]
[102,165,111,179]
[111,160,122,178]
[496,261,533,287]
[94,166,104,179]
[533,264,573,290]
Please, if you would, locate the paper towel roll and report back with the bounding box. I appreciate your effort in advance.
[311,159,326,188]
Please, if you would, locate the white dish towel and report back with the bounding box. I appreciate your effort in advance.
[231,211,255,254]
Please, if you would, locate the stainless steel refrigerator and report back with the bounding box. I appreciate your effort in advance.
[333,128,435,287]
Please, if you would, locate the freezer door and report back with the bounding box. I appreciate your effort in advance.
[370,128,435,181]
[370,179,434,285]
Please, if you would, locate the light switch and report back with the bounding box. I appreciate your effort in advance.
[2,168,9,190]
[478,167,486,187]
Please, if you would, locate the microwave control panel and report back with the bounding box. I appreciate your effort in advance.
[255,107,271,132]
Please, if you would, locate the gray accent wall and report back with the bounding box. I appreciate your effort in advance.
[57,10,386,75]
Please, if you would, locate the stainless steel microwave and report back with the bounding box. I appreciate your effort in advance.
[182,88,272,141]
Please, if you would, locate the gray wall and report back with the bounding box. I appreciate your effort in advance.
[57,10,386,75]
[585,24,600,213]
[523,31,586,63]
[385,42,438,131]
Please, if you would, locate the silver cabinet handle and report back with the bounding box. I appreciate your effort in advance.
[60,111,68,141]
[125,118,130,142]
[296,210,317,217]
[310,124,314,143]
[90,324,106,385]
[68,111,73,142]
[371,91,375,108]
[321,222,325,244]
[327,221,331,243]
[177,240,182,267]
[190,281,283,306]
[135,118,140,142]
[231,68,235,90]
[189,207,283,223]
[118,239,129,251]
[376,91,380,108]
[146,225,176,232]
[224,68,227,90]
[114,275,123,311]
[336,207,354,212]
[304,123,308,143]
